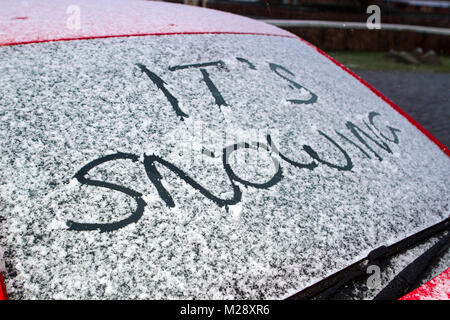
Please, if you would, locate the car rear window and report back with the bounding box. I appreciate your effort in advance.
[0,34,448,299]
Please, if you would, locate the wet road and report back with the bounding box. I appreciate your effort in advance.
[355,70,450,149]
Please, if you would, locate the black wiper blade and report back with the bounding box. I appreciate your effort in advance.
[286,216,450,300]
[374,231,449,300]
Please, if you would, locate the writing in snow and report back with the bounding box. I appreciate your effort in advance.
[67,58,401,232]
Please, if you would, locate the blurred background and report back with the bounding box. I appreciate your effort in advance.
[162,0,450,147]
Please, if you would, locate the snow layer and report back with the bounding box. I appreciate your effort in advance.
[0,34,448,299]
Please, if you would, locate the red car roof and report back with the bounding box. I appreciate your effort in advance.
[0,0,292,47]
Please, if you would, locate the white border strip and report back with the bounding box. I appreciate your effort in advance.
[262,20,450,36]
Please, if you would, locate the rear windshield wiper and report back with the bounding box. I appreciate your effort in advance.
[374,231,449,300]
[286,216,450,300]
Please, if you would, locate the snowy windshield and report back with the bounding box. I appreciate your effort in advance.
[0,34,448,299]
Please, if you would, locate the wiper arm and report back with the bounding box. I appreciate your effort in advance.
[374,231,449,300]
[286,216,450,300]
